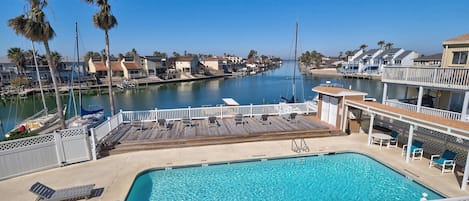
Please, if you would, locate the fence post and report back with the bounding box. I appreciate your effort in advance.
[119,109,123,124]
[188,106,191,119]
[89,128,97,161]
[220,105,223,119]
[250,104,253,117]
[107,117,112,131]
[53,131,65,166]
[155,108,158,121]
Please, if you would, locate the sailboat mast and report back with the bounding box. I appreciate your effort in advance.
[31,41,48,115]
[292,22,298,103]
[76,22,82,116]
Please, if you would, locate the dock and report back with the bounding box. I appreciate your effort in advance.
[104,115,343,155]
[343,73,381,80]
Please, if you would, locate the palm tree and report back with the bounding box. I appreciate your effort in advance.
[8,0,66,129]
[359,44,368,51]
[338,51,343,61]
[345,50,353,61]
[50,51,62,83]
[172,51,180,57]
[7,47,26,76]
[84,0,118,116]
[385,42,394,50]
[377,40,385,49]
[248,49,257,60]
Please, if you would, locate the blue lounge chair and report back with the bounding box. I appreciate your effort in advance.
[30,182,95,201]
[429,150,457,173]
[402,140,424,160]
[389,130,399,148]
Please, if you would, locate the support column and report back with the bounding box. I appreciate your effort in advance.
[342,106,349,133]
[461,150,469,190]
[460,91,469,121]
[405,125,414,163]
[416,86,423,112]
[382,83,388,104]
[367,114,375,145]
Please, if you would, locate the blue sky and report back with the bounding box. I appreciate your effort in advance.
[1,0,469,59]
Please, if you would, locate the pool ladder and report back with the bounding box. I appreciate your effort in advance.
[291,138,309,153]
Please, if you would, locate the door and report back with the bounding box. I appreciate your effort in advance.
[321,95,330,122]
[328,97,338,126]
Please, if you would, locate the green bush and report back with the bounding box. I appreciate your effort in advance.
[2,130,38,141]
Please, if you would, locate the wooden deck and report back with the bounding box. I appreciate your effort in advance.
[105,115,344,155]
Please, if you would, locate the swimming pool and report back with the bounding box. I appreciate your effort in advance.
[126,153,444,201]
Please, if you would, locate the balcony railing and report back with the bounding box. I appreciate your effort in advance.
[382,66,469,90]
[385,99,464,121]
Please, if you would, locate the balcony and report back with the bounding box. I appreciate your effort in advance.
[382,66,469,90]
[385,99,467,122]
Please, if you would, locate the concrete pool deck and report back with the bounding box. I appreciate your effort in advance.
[1,133,468,200]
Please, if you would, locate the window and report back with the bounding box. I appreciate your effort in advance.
[452,51,468,64]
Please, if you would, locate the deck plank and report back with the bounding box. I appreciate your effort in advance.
[118,115,331,143]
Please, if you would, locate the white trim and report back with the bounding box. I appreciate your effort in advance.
[345,100,469,141]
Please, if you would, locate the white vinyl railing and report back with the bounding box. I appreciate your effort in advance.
[382,66,469,90]
[120,102,316,123]
[385,99,462,121]
[93,111,123,142]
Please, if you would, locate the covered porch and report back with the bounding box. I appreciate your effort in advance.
[343,99,469,190]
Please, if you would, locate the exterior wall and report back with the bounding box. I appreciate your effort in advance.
[88,58,97,73]
[175,61,192,72]
[400,51,418,66]
[145,60,157,75]
[442,45,469,67]
[201,60,220,71]
[122,62,129,79]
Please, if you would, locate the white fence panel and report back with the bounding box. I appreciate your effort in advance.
[0,134,58,180]
[59,128,91,164]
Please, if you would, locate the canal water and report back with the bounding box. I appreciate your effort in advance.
[0,61,407,133]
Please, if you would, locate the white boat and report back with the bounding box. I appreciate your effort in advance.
[5,41,61,137]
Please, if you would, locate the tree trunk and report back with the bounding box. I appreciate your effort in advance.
[44,41,66,129]
[105,30,115,116]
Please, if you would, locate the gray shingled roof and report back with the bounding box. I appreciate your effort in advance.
[395,50,413,60]
[414,53,442,61]
[375,48,402,60]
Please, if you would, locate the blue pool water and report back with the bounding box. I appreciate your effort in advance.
[126,153,444,201]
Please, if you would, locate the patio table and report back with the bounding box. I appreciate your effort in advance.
[371,133,392,149]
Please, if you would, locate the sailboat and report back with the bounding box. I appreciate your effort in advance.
[6,42,61,137]
[67,22,105,129]
[281,22,299,103]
